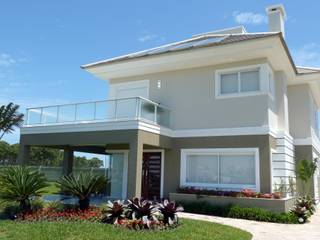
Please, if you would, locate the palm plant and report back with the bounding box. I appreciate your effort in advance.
[296,158,318,196]
[0,166,48,212]
[0,103,24,140]
[57,172,107,210]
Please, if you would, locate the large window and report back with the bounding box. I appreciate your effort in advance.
[180,148,259,191]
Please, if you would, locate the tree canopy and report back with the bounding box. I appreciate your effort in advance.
[0,141,104,168]
[0,103,24,140]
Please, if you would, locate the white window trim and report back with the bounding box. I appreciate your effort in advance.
[180,148,260,192]
[215,64,269,99]
[109,80,150,99]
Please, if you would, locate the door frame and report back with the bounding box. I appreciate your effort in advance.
[143,149,165,199]
[106,150,129,200]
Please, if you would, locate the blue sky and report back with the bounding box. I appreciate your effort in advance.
[1,0,320,144]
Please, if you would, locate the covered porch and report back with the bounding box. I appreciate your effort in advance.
[18,129,172,199]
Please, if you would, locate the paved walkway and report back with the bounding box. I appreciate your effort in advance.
[179,211,320,240]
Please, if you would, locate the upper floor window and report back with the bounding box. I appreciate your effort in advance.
[215,64,273,99]
[220,69,260,95]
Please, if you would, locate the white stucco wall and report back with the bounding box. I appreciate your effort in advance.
[288,84,318,139]
[110,59,276,131]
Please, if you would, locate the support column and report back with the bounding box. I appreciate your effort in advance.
[17,144,31,165]
[127,137,143,198]
[62,148,74,176]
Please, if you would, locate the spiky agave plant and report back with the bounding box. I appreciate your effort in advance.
[57,172,107,210]
[102,200,126,224]
[157,199,184,225]
[0,166,48,212]
[127,198,157,220]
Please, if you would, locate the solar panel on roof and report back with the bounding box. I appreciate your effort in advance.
[169,41,197,51]
[127,36,226,59]
[193,37,226,46]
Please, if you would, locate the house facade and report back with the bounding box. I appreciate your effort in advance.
[18,4,320,201]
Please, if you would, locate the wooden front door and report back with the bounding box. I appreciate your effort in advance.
[141,152,162,200]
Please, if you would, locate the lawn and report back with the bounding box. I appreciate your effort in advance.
[0,219,252,240]
[43,182,60,194]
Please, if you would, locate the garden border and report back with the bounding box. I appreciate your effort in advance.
[169,193,295,213]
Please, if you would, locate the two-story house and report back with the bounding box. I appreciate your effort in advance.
[18,4,320,202]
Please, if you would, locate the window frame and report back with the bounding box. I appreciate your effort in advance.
[215,64,269,99]
[180,148,260,191]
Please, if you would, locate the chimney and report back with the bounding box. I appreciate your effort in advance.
[266,4,286,38]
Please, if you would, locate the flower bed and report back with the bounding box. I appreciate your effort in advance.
[14,198,184,231]
[170,192,294,213]
[17,207,102,222]
[177,187,282,199]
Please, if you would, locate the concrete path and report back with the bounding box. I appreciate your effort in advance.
[179,211,320,240]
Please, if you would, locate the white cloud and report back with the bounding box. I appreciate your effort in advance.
[0,53,16,67]
[138,34,159,42]
[233,11,267,25]
[292,43,320,67]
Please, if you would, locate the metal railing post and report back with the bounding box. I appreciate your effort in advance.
[135,97,140,120]
[114,99,118,121]
[74,104,78,121]
[154,105,158,124]
[93,102,97,120]
[40,108,43,124]
[56,106,60,123]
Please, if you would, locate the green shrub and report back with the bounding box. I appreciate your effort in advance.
[0,202,21,219]
[179,201,299,224]
[0,166,48,212]
[227,205,298,223]
[45,201,66,212]
[31,198,45,212]
[178,201,231,216]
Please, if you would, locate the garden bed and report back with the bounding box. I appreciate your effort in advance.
[169,193,295,213]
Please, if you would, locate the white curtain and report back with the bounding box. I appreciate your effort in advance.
[240,70,259,92]
[220,73,238,94]
[186,154,219,184]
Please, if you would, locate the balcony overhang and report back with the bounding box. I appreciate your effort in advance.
[21,119,173,136]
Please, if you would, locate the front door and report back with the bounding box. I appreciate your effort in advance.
[141,152,162,200]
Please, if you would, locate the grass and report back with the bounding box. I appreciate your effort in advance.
[0,219,252,240]
[43,182,60,194]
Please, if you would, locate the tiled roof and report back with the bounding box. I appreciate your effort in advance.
[82,32,280,68]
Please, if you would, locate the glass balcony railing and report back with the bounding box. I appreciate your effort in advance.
[25,97,170,128]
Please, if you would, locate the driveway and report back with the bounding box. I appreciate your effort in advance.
[179,211,320,240]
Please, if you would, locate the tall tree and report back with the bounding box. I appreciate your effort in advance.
[30,147,63,166]
[0,103,24,140]
[0,141,10,164]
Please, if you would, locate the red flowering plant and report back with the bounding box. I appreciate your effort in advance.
[16,206,102,223]
[177,187,283,199]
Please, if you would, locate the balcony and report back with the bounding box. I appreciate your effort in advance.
[25,97,170,128]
